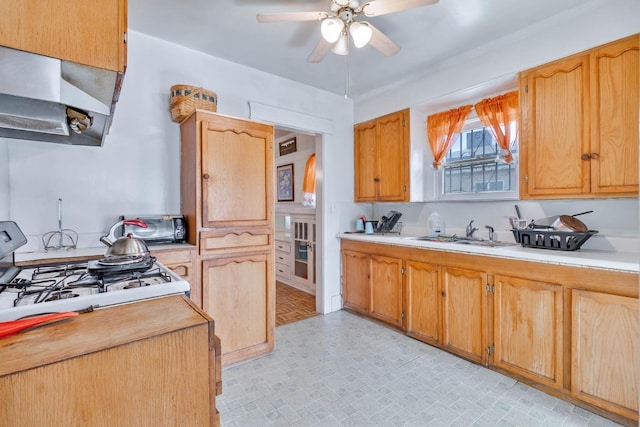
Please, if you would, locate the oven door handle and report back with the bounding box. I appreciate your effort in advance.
[0,311,79,339]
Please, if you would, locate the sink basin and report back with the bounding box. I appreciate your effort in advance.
[409,235,515,248]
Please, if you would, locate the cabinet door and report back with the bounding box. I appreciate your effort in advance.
[354,120,378,202]
[202,251,275,366]
[0,0,127,72]
[342,250,370,315]
[494,275,563,389]
[369,255,404,328]
[376,110,408,202]
[442,267,487,364]
[590,36,639,196]
[520,54,591,198]
[572,289,639,418]
[405,260,440,345]
[201,116,273,229]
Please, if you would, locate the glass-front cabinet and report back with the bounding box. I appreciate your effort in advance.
[292,215,316,294]
[275,213,316,295]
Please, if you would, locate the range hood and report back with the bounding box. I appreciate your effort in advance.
[0,46,120,146]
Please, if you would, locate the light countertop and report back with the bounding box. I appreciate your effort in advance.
[338,233,639,274]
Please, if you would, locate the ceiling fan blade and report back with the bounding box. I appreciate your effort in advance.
[366,23,401,57]
[360,0,438,17]
[307,38,333,63]
[256,11,328,23]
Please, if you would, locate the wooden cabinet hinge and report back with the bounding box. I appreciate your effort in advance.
[401,311,405,319]
[402,120,406,127]
[525,176,529,184]
[487,345,495,356]
[486,283,495,294]
[401,267,405,275]
[403,185,407,192]
[525,84,528,94]
[123,32,127,43]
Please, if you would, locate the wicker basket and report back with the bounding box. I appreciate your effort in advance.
[170,84,217,123]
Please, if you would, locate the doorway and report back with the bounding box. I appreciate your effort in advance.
[274,127,320,325]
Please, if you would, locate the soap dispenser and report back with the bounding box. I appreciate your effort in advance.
[427,212,444,237]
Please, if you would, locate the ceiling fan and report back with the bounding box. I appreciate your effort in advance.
[256,0,439,63]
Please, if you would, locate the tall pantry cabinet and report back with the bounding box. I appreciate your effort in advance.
[180,110,275,366]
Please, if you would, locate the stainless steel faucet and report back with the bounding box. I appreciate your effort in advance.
[485,225,495,241]
[466,220,479,238]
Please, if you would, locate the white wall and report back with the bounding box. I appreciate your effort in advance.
[0,31,355,313]
[357,0,640,251]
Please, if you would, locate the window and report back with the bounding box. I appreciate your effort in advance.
[441,117,518,197]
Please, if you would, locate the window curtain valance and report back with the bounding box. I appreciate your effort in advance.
[426,105,473,168]
[474,90,519,164]
[302,153,316,207]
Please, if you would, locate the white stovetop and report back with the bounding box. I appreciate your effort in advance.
[338,233,639,274]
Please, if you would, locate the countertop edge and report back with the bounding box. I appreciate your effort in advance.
[337,233,640,274]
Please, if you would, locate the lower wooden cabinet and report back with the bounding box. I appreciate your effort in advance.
[342,249,370,315]
[442,267,488,364]
[494,275,563,389]
[341,249,403,328]
[202,250,275,366]
[405,260,440,345]
[340,238,639,426]
[571,289,639,419]
[0,296,221,427]
[152,245,199,305]
[370,255,403,328]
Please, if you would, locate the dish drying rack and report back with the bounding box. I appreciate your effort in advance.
[42,199,78,251]
[511,228,598,251]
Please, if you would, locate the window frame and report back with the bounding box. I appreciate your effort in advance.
[436,115,519,201]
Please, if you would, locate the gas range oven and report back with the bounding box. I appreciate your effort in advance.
[0,221,190,322]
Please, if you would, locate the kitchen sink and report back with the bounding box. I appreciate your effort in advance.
[409,235,516,248]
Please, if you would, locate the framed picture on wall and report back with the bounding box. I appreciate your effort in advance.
[277,163,294,201]
[278,137,297,156]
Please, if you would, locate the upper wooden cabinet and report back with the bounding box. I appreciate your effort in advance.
[354,109,410,202]
[0,0,128,72]
[519,34,639,199]
[180,111,274,237]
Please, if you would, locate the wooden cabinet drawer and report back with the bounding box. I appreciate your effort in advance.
[152,247,195,265]
[275,241,291,254]
[200,230,271,253]
[275,262,291,280]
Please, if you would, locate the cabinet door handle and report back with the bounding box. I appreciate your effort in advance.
[590,152,599,160]
[374,177,380,182]
[203,173,210,179]
[581,154,590,161]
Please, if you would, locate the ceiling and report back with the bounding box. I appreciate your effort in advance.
[129,0,588,100]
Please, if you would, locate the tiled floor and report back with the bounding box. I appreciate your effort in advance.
[218,310,623,427]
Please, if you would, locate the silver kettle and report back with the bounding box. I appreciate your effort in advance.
[100,219,150,257]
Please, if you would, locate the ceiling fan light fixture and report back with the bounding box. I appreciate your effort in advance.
[332,32,349,55]
[320,18,344,43]
[349,21,372,48]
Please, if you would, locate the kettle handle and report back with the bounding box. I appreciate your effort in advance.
[100,219,148,247]
[122,219,148,229]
